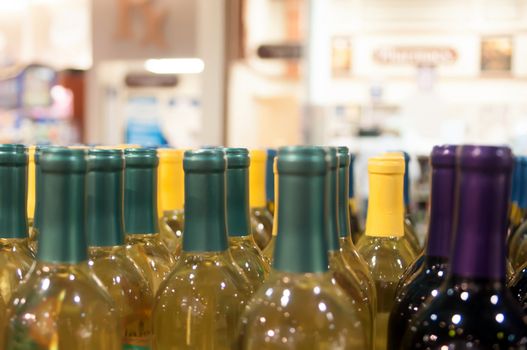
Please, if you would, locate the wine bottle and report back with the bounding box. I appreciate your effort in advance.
[326,147,374,349]
[29,145,48,254]
[225,148,269,289]
[509,157,527,269]
[27,146,36,231]
[265,149,276,215]
[509,261,527,312]
[239,146,368,349]
[124,148,175,294]
[0,144,34,305]
[86,148,154,349]
[387,145,457,350]
[401,145,527,349]
[357,155,417,350]
[384,151,422,255]
[348,152,363,243]
[5,147,122,349]
[152,148,252,349]
[249,150,273,250]
[337,147,377,317]
[262,157,278,266]
[157,148,185,257]
[508,157,522,237]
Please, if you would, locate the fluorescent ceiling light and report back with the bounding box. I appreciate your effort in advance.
[144,58,204,74]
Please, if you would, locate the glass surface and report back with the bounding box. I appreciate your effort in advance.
[387,256,448,350]
[28,227,38,255]
[262,236,275,266]
[339,236,377,314]
[88,246,154,348]
[509,261,527,312]
[0,238,34,304]
[250,207,273,251]
[348,200,363,244]
[4,262,122,349]
[229,235,270,289]
[328,251,374,350]
[357,235,417,350]
[396,252,424,294]
[125,233,175,294]
[238,271,368,349]
[401,277,527,349]
[158,209,184,258]
[152,250,252,350]
[404,215,422,255]
[510,220,527,270]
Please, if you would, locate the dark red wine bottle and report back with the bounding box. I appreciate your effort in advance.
[401,145,527,349]
[387,145,457,350]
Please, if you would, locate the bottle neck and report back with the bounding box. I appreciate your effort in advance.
[265,153,275,204]
[87,169,125,247]
[326,167,339,251]
[365,172,404,237]
[33,160,43,230]
[338,164,352,239]
[124,166,158,234]
[250,160,267,208]
[273,171,329,273]
[0,163,28,238]
[451,170,509,280]
[425,166,456,259]
[183,171,228,252]
[226,167,250,236]
[38,170,87,263]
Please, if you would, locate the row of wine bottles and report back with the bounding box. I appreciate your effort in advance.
[0,144,526,349]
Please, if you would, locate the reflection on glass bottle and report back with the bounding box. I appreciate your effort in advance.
[0,144,34,305]
[401,145,527,349]
[225,148,269,289]
[5,147,122,350]
[86,149,154,349]
[388,145,456,350]
[157,148,185,258]
[153,149,252,349]
[357,155,417,350]
[508,157,527,270]
[124,148,175,294]
[249,150,273,250]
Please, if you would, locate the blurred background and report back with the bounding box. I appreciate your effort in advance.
[1,0,527,229]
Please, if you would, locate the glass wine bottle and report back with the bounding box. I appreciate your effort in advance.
[249,150,273,250]
[326,147,374,349]
[508,157,527,270]
[507,157,522,239]
[152,148,252,349]
[401,145,527,349]
[0,144,34,305]
[356,155,417,350]
[262,157,278,266]
[4,147,122,349]
[239,146,368,349]
[124,148,175,294]
[509,261,527,312]
[86,148,154,349]
[387,145,457,350]
[157,148,185,257]
[336,147,377,318]
[27,146,36,232]
[348,152,363,244]
[265,149,276,215]
[225,148,269,289]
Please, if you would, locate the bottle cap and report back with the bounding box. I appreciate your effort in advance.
[277,146,327,175]
[88,148,124,171]
[0,144,27,165]
[124,148,158,168]
[249,149,267,207]
[184,149,226,172]
[225,148,250,168]
[41,147,87,173]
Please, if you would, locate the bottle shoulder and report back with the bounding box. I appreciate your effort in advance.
[403,282,527,348]
[357,237,415,275]
[10,263,118,313]
[240,271,368,347]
